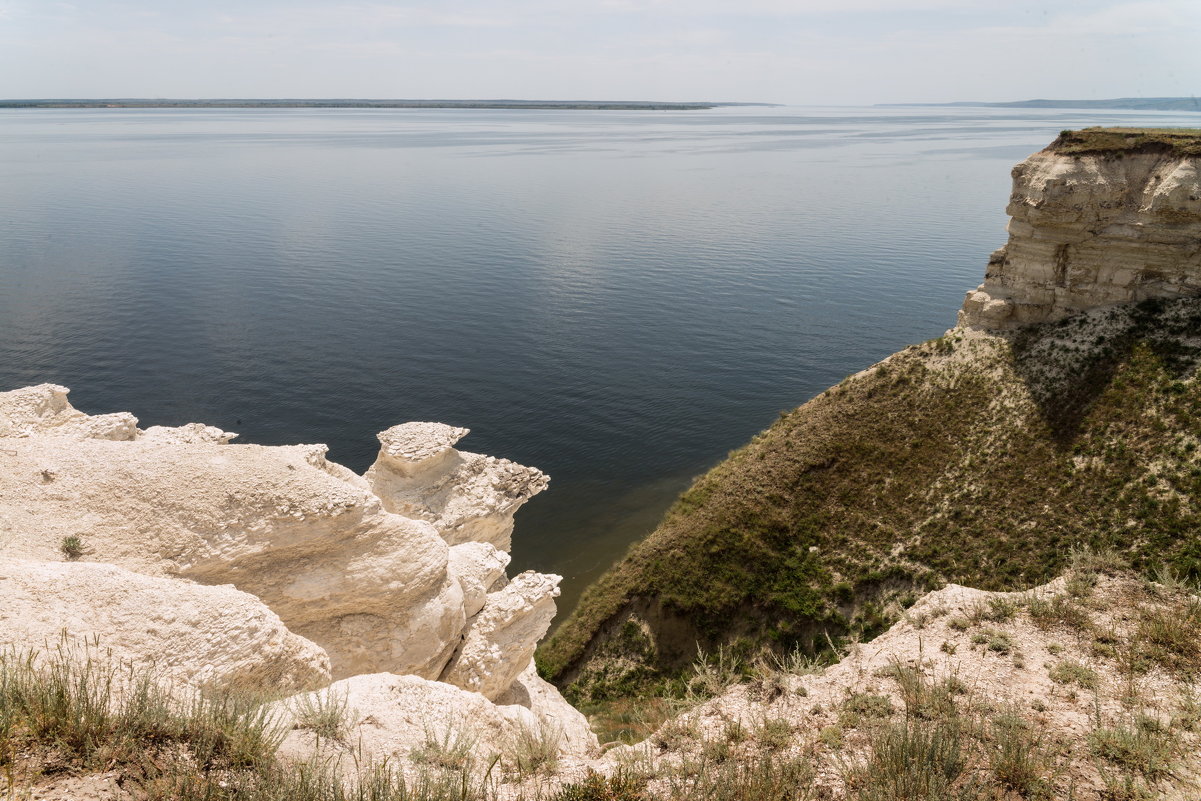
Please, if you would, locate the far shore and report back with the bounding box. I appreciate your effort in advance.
[0,99,777,111]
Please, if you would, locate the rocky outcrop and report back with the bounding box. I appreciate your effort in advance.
[960,135,1201,329]
[0,558,330,695]
[365,422,549,551]
[439,570,561,700]
[0,384,569,721]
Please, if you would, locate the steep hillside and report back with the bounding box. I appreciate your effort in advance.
[541,130,1201,702]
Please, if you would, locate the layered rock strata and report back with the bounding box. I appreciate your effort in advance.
[0,383,583,750]
[960,138,1201,329]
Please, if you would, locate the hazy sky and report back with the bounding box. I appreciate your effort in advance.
[1,0,1197,104]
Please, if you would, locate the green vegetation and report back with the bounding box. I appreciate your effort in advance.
[58,535,84,560]
[1049,126,1201,156]
[1048,660,1099,690]
[542,297,1201,703]
[290,687,354,741]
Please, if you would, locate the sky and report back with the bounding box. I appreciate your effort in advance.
[1,0,1198,104]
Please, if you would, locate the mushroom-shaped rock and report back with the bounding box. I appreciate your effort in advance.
[372,422,469,477]
[439,570,561,700]
[0,558,330,695]
[364,424,549,551]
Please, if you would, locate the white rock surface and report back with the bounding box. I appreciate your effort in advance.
[140,422,238,445]
[448,541,512,618]
[959,147,1201,329]
[0,557,330,694]
[365,422,550,551]
[0,384,138,441]
[440,571,562,700]
[0,383,586,763]
[0,385,561,694]
[495,663,597,754]
[276,671,597,769]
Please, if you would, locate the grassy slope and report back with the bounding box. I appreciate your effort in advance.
[541,298,1201,701]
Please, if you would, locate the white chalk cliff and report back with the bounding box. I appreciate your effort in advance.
[0,384,595,758]
[960,140,1201,329]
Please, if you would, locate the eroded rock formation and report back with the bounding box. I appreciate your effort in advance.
[365,422,549,551]
[960,138,1201,329]
[0,383,596,757]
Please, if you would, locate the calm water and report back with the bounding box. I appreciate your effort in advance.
[3,105,1199,618]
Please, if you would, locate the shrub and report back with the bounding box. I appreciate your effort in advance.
[848,718,971,801]
[505,722,563,779]
[59,535,85,560]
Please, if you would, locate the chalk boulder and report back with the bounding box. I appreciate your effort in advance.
[275,670,597,769]
[0,557,330,695]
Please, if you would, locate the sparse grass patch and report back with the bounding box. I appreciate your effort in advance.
[660,751,814,801]
[1049,660,1099,690]
[1134,601,1201,678]
[0,642,283,777]
[987,712,1057,799]
[1172,687,1201,732]
[1089,715,1178,783]
[410,719,479,773]
[839,693,894,727]
[289,687,353,741]
[652,716,700,752]
[553,770,651,801]
[753,716,792,750]
[972,597,1018,624]
[882,662,959,721]
[846,718,972,801]
[505,722,563,779]
[818,724,844,749]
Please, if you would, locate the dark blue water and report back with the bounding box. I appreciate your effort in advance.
[3,105,1199,617]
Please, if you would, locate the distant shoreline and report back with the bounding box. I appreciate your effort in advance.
[877,97,1201,112]
[0,99,777,111]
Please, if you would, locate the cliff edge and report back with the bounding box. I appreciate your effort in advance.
[961,127,1201,328]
